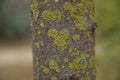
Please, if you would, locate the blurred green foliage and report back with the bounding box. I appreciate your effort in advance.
[95,0,120,41]
[95,0,120,80]
[0,0,30,40]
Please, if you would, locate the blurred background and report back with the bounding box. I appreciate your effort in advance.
[0,0,120,80]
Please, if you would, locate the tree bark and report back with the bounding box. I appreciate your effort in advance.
[31,0,96,80]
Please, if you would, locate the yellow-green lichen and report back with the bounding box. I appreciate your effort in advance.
[60,29,70,40]
[48,28,58,38]
[63,2,88,31]
[85,32,93,42]
[53,0,59,3]
[64,57,69,63]
[39,22,45,28]
[40,41,44,46]
[62,65,65,69]
[37,30,41,35]
[48,60,61,73]
[51,76,58,80]
[54,29,70,51]
[72,34,80,40]
[37,22,45,36]
[80,53,89,58]
[68,48,80,57]
[73,17,88,31]
[89,55,95,68]
[34,42,40,48]
[54,35,69,51]
[66,17,70,21]
[34,41,44,48]
[93,68,96,76]
[42,9,62,22]
[87,0,95,21]
[44,0,51,7]
[89,55,96,76]
[48,28,70,51]
[63,2,73,11]
[43,66,50,74]
[44,0,48,4]
[68,53,89,73]
[30,0,40,22]
[84,76,91,80]
[35,61,39,66]
[72,0,76,2]
[47,3,51,7]
[70,3,87,20]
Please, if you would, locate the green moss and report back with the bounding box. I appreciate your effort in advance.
[42,9,62,22]
[30,0,40,22]
[68,48,80,57]
[72,34,80,40]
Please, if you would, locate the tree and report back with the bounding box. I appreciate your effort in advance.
[31,0,96,80]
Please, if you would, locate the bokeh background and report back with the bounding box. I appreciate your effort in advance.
[0,0,120,80]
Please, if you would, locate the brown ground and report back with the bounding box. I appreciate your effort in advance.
[0,42,33,80]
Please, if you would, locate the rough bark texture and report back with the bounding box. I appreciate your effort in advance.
[31,0,96,80]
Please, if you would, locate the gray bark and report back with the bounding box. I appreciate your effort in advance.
[31,0,96,80]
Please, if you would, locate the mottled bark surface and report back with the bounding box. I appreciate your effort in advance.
[31,0,96,80]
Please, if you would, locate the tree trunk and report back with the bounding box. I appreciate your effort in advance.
[31,0,96,80]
